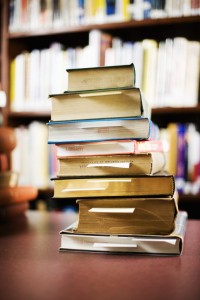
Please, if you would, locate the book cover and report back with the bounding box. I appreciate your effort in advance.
[52,173,175,198]
[75,196,178,235]
[56,139,168,157]
[47,117,160,144]
[66,63,136,92]
[49,87,150,121]
[56,152,166,177]
[59,211,188,255]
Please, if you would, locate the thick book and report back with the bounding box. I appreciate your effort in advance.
[66,64,136,92]
[49,87,151,121]
[0,127,17,153]
[57,152,166,177]
[52,173,175,198]
[47,117,159,144]
[76,196,178,235]
[56,139,169,157]
[59,211,188,255]
[0,186,38,206]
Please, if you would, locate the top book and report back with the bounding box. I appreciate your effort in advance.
[66,64,136,92]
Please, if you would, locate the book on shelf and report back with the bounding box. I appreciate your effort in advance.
[0,186,38,207]
[0,171,19,188]
[47,117,160,144]
[66,64,136,92]
[49,87,151,121]
[56,152,166,177]
[52,173,175,198]
[0,127,17,153]
[56,139,169,157]
[75,195,178,235]
[59,210,188,256]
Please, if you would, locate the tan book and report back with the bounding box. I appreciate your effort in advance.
[66,64,136,92]
[57,152,166,177]
[49,87,150,121]
[60,211,188,256]
[76,196,178,235]
[52,174,175,198]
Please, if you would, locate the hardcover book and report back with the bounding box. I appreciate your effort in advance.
[49,87,150,121]
[59,211,188,255]
[47,117,160,144]
[66,63,136,92]
[57,152,166,177]
[75,196,178,235]
[56,139,169,157]
[52,173,175,198]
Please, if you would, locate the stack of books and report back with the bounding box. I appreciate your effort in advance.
[0,127,38,222]
[47,63,187,255]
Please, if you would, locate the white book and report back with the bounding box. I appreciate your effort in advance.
[184,41,200,107]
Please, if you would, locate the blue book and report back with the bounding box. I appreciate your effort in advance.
[47,117,160,144]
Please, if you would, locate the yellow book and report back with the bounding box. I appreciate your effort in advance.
[10,58,16,105]
[52,173,175,198]
[76,195,178,235]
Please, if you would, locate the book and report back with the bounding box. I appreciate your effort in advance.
[59,211,188,255]
[49,87,151,121]
[56,139,169,157]
[52,173,175,198]
[57,152,166,177]
[66,64,136,92]
[0,202,29,222]
[0,171,19,188]
[0,127,17,153]
[75,196,178,235]
[0,186,38,206]
[47,117,160,144]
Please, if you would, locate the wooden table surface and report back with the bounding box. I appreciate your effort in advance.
[0,210,200,300]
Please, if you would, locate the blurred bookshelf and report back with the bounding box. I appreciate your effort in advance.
[0,0,200,217]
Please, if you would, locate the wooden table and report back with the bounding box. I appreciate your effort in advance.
[0,210,200,300]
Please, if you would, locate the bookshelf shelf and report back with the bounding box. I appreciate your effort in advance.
[8,16,200,39]
[1,1,199,215]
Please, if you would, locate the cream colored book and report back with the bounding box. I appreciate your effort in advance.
[49,87,151,121]
[66,64,136,92]
[57,152,166,177]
